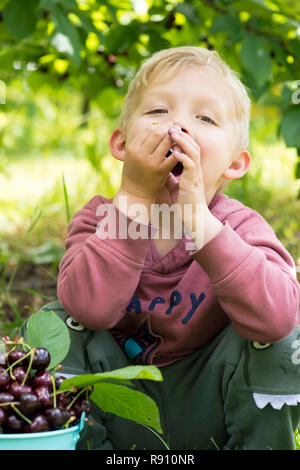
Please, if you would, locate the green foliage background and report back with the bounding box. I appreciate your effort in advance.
[0,0,300,153]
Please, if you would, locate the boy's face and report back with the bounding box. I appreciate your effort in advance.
[116,66,250,205]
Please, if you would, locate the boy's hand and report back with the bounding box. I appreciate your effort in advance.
[120,121,178,200]
[167,127,223,248]
[168,127,206,207]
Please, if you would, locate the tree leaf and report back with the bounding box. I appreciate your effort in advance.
[174,3,201,24]
[60,365,163,390]
[210,14,243,41]
[280,108,300,148]
[26,310,70,370]
[50,4,82,65]
[91,382,162,433]
[295,160,300,179]
[3,0,38,40]
[240,34,272,88]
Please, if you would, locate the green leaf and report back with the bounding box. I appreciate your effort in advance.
[210,14,243,41]
[26,310,70,370]
[3,0,38,40]
[146,28,171,52]
[174,3,201,24]
[60,365,163,390]
[91,382,162,433]
[75,11,104,41]
[295,161,300,179]
[50,4,82,65]
[40,0,77,8]
[280,108,300,148]
[240,34,272,88]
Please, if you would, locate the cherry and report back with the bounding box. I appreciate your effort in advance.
[0,407,7,425]
[32,370,53,389]
[57,391,72,409]
[0,367,10,390]
[10,381,33,398]
[32,348,50,370]
[0,392,15,409]
[0,343,89,434]
[45,408,69,427]
[5,413,24,432]
[55,375,66,389]
[12,366,30,384]
[19,392,41,416]
[34,386,53,408]
[7,349,28,367]
[73,398,91,418]
[63,408,76,422]
[24,414,49,433]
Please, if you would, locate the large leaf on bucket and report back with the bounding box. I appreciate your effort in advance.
[91,382,162,433]
[60,365,163,389]
[26,310,70,370]
[60,365,163,432]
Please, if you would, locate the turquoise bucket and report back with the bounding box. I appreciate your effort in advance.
[0,413,85,450]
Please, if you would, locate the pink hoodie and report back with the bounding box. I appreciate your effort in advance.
[57,192,300,366]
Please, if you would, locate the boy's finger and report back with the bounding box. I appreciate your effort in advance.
[140,121,173,153]
[161,151,179,173]
[149,132,178,166]
[168,129,200,162]
[173,151,195,172]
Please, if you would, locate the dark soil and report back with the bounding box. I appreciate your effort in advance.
[0,263,58,334]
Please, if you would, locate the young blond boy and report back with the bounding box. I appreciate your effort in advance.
[40,47,300,449]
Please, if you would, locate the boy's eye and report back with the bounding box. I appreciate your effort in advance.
[196,115,216,125]
[148,108,167,114]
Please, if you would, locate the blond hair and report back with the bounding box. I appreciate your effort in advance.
[119,46,251,155]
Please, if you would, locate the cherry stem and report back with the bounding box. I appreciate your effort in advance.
[50,373,57,408]
[2,337,31,352]
[1,348,35,377]
[61,415,76,429]
[50,389,73,397]
[67,386,88,410]
[11,404,32,425]
[21,348,35,387]
[0,401,20,407]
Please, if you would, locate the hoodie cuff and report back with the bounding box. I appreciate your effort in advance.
[190,221,254,285]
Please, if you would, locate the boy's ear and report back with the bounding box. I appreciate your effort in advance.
[222,150,251,180]
[109,128,126,162]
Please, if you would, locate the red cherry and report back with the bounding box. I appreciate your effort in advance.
[12,366,30,384]
[0,367,10,390]
[24,414,49,433]
[32,370,53,389]
[10,381,33,398]
[34,386,53,408]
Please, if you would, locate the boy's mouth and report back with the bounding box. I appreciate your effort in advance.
[171,161,184,177]
[165,149,183,177]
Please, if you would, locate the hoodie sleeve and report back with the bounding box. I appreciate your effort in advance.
[191,209,300,343]
[57,196,154,330]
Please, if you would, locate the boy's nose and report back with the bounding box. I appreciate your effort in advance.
[173,124,189,134]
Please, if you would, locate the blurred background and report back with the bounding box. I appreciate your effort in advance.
[0,0,300,337]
